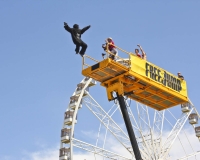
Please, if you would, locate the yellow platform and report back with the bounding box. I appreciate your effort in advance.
[82,54,188,111]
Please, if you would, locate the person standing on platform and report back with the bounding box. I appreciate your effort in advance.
[137,44,147,60]
[135,48,141,58]
[177,72,184,80]
[106,37,118,60]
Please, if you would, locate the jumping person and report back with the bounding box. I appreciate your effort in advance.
[64,22,91,57]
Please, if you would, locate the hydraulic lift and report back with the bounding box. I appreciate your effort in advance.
[81,46,188,159]
[117,93,142,160]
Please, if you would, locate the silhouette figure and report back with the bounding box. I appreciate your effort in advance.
[64,22,91,57]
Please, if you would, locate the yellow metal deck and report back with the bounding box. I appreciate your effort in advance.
[82,54,188,111]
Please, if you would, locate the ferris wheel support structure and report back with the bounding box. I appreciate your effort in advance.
[159,109,193,159]
[60,77,200,160]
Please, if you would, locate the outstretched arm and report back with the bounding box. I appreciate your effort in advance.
[137,44,146,55]
[81,25,91,34]
[64,22,72,32]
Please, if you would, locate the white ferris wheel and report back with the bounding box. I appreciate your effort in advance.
[59,77,200,160]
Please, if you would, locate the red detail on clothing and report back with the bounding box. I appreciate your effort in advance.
[137,54,141,58]
[108,40,115,51]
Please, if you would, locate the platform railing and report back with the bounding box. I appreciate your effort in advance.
[82,54,99,70]
[82,44,137,70]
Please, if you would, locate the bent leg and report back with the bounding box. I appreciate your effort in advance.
[75,45,80,54]
[79,41,88,56]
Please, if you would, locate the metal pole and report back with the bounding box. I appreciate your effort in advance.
[117,93,142,160]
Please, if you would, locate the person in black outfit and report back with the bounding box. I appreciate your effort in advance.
[177,72,184,80]
[64,22,91,57]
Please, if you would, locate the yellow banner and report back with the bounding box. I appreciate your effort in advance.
[130,54,188,98]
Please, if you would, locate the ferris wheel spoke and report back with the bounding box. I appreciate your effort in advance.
[177,151,200,160]
[136,103,151,134]
[125,101,153,159]
[151,110,165,158]
[96,122,102,146]
[119,100,151,157]
[72,138,132,160]
[162,110,197,159]
[160,108,193,159]
[124,99,161,159]
[126,99,163,159]
[136,103,157,159]
[82,93,133,154]
[124,100,140,131]
[153,110,165,139]
[83,96,150,159]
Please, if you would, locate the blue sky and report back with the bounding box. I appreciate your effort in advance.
[1,1,200,160]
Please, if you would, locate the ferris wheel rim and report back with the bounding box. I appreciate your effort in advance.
[60,77,136,160]
[60,77,200,160]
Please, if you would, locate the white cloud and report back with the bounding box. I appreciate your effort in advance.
[22,147,123,160]
[74,152,105,160]
[20,128,200,160]
[168,128,200,160]
[22,147,59,160]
